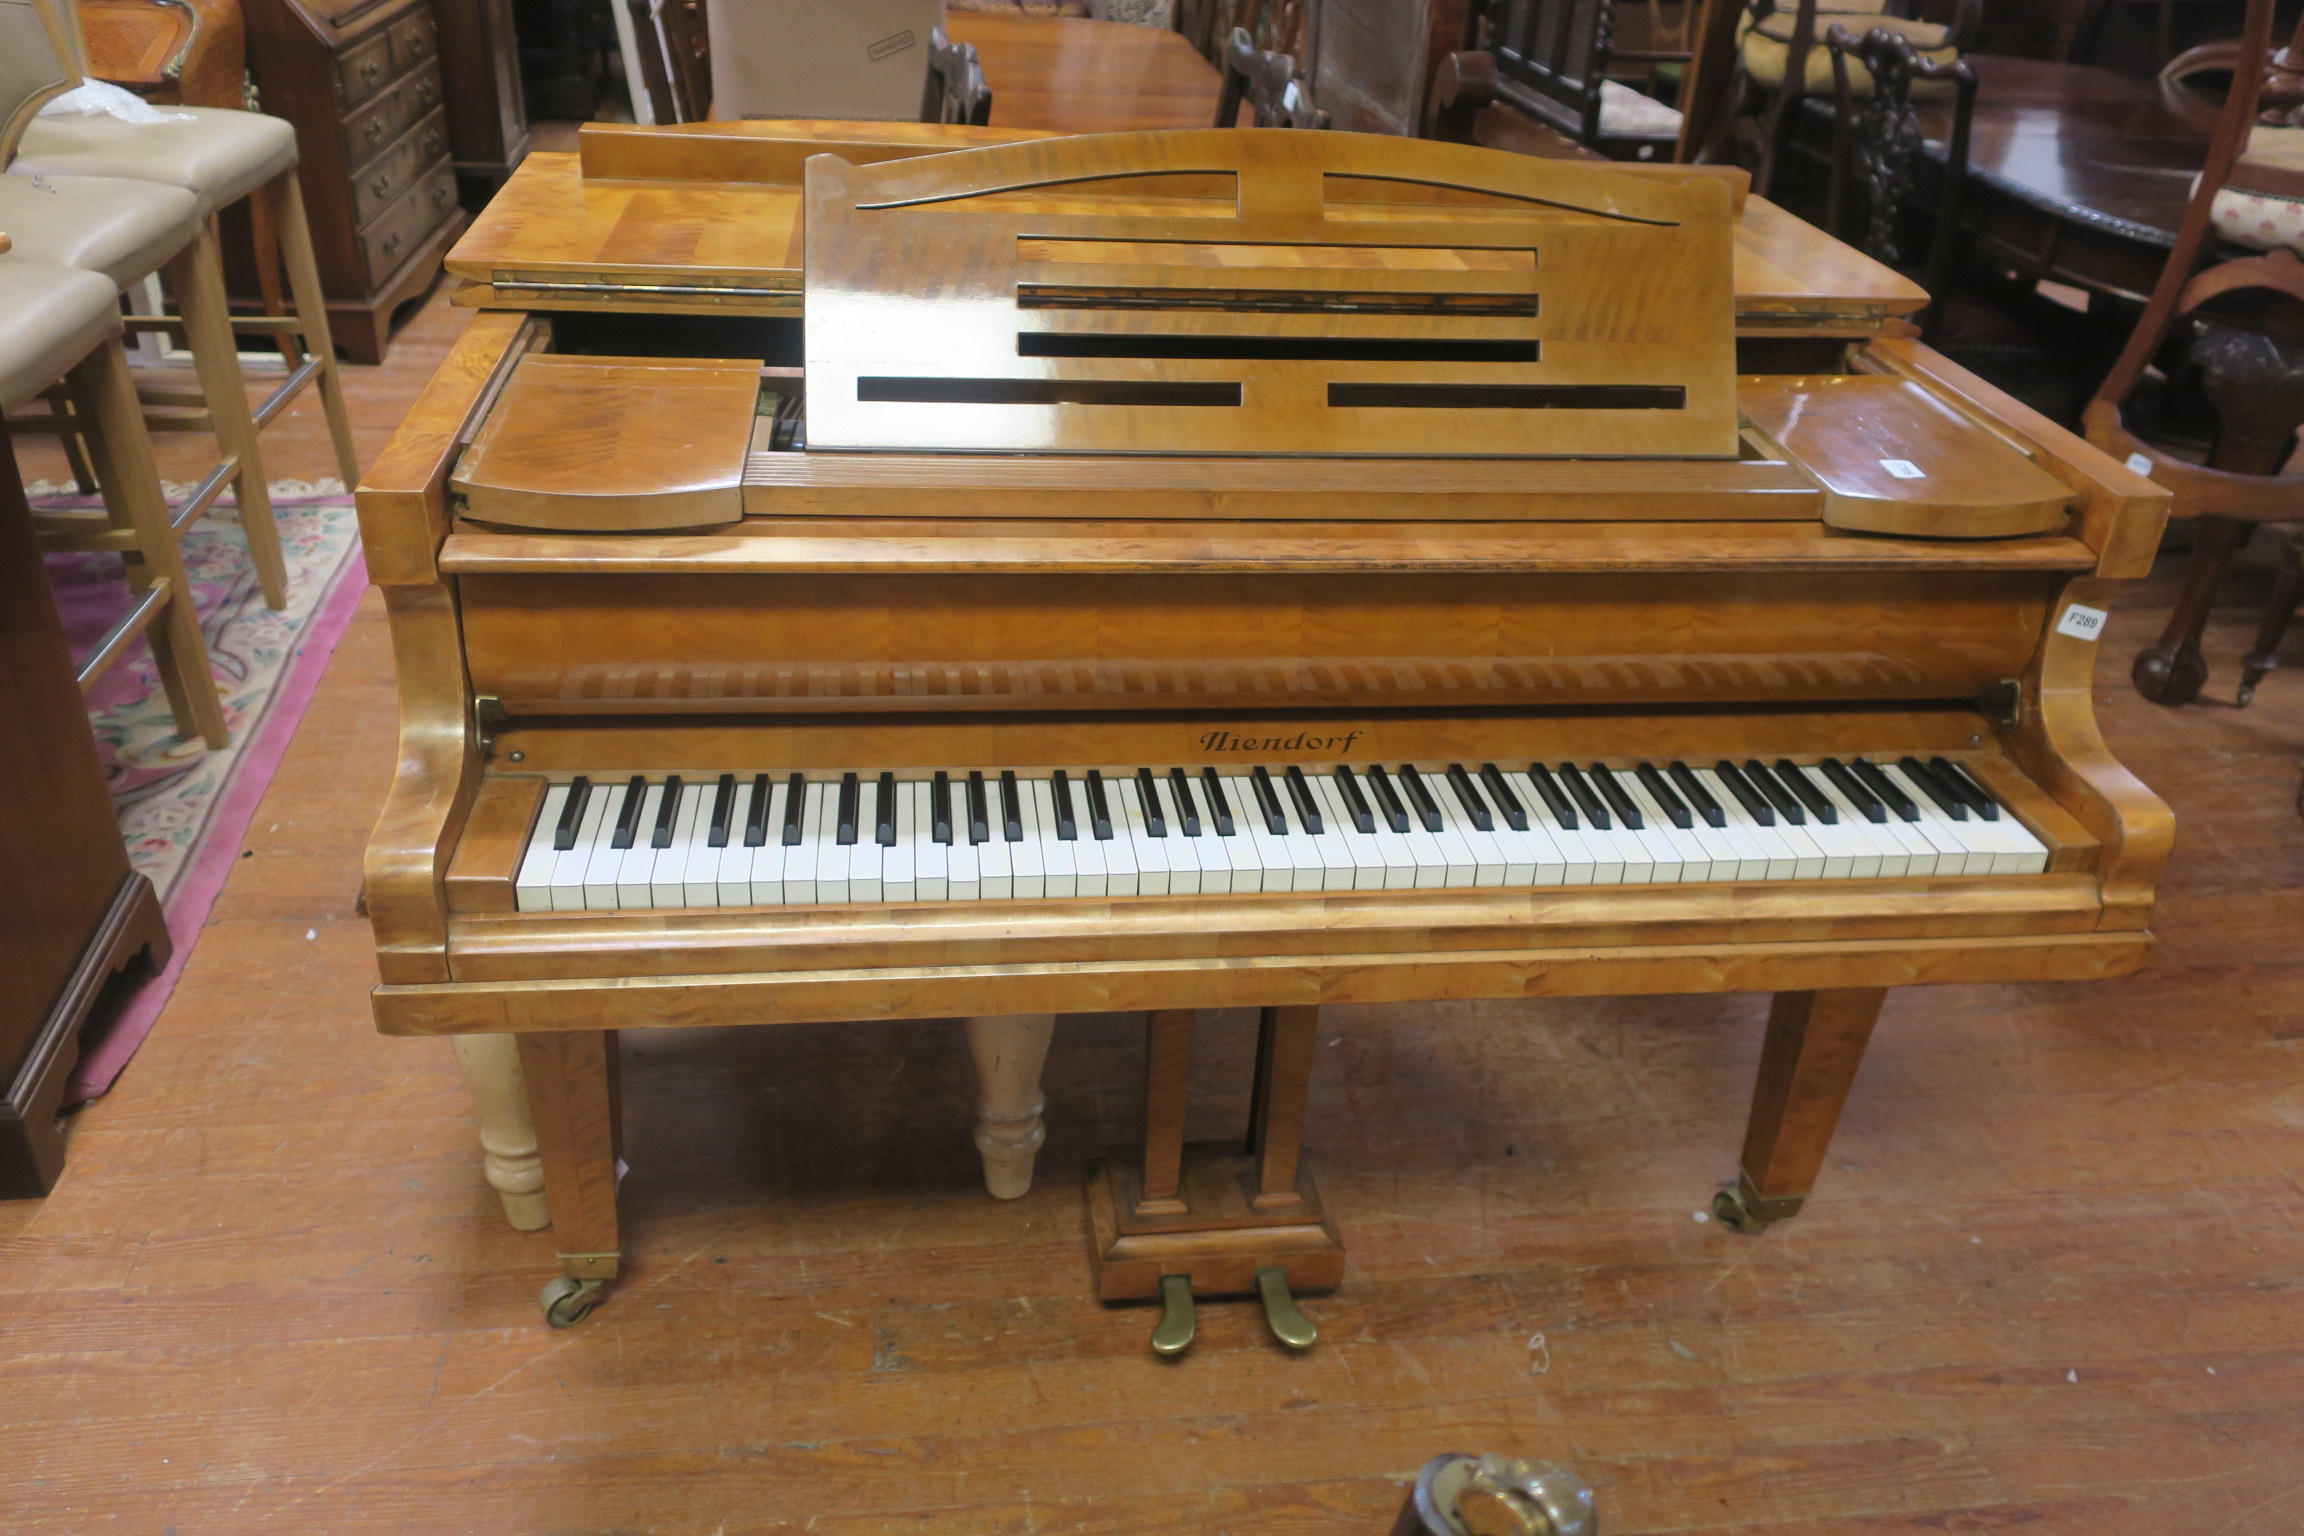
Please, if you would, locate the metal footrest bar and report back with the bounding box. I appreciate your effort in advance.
[76,579,173,690]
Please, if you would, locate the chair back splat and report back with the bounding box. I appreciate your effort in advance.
[1823,22,1975,334]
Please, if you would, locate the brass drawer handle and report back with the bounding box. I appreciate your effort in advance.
[359,58,381,83]
[382,230,404,259]
[370,172,392,196]
[422,131,441,156]
[431,181,451,206]
[363,117,385,143]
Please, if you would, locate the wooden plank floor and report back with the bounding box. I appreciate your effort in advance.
[6,290,2304,1532]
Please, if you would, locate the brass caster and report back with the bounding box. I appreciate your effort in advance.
[1450,1453,1597,1536]
[1150,1274,1196,1357]
[540,1274,606,1328]
[1255,1266,1317,1351]
[1712,1185,1771,1235]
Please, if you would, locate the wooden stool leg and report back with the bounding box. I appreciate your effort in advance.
[73,343,229,750]
[517,1030,621,1324]
[263,172,362,489]
[965,1012,1056,1199]
[1135,1008,1195,1217]
[1716,987,1886,1232]
[2239,530,2304,706]
[453,1034,550,1231]
[2134,514,2253,705]
[167,225,285,610]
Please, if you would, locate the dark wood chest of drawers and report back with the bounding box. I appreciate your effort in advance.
[245,0,472,363]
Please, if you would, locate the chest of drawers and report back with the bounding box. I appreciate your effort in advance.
[244,0,471,362]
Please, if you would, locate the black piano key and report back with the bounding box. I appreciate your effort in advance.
[966,770,991,845]
[780,773,805,846]
[1199,767,1237,836]
[1851,759,1919,822]
[835,771,860,846]
[744,773,772,846]
[1899,756,1969,821]
[553,775,591,851]
[1000,770,1025,842]
[653,775,684,848]
[1167,767,1203,836]
[609,774,646,850]
[1928,756,2001,820]
[1818,758,1886,823]
[1556,764,1610,831]
[1712,760,1777,826]
[1365,765,1410,833]
[1523,764,1577,830]
[875,771,898,847]
[1585,765,1643,831]
[1480,764,1528,831]
[1769,759,1837,824]
[1668,761,1726,828]
[1133,768,1167,837]
[709,772,738,848]
[1085,769,1114,840]
[1250,766,1289,835]
[1334,765,1375,834]
[931,771,954,844]
[1051,770,1079,840]
[1738,761,1802,826]
[1397,765,1444,833]
[1634,763,1691,830]
[1446,763,1493,831]
[1283,765,1323,834]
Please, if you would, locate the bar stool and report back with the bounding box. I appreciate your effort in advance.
[1,253,229,749]
[7,0,360,607]
[18,0,358,485]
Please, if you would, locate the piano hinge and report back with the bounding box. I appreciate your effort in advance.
[473,694,507,760]
[1977,678,2023,730]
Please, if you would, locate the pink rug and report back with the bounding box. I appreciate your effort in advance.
[29,481,368,1102]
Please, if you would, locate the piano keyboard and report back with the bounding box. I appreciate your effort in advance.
[509,758,2049,913]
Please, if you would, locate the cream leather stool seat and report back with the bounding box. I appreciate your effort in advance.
[0,256,228,748]
[11,106,298,216]
[0,172,199,285]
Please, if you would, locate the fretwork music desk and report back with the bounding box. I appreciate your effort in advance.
[356,121,2172,1342]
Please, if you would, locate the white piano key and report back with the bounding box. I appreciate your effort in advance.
[1154,777,1201,896]
[948,773,982,899]
[1801,767,1907,877]
[616,783,666,907]
[1231,775,1295,892]
[682,780,728,908]
[1179,777,1233,894]
[1108,776,1159,898]
[1009,779,1046,898]
[1428,771,1507,887]
[583,779,639,911]
[1294,774,1359,891]
[976,782,1013,899]
[549,785,607,911]
[849,781,886,904]
[1311,776,1385,890]
[1030,779,1073,898]
[1522,780,1602,886]
[909,782,947,900]
[1928,763,2041,875]
[1699,767,1809,880]
[1860,773,1941,875]
[648,783,698,907]
[516,784,569,913]
[716,779,759,905]
[780,782,821,904]
[747,779,789,905]
[1095,776,1140,897]
[1878,763,1976,875]
[1684,769,1775,879]
[1617,774,1703,883]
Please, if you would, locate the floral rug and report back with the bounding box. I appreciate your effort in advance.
[29,479,368,1102]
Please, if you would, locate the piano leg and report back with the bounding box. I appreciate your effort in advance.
[452,1035,550,1231]
[517,1030,623,1326]
[1715,987,1887,1234]
[964,1013,1057,1199]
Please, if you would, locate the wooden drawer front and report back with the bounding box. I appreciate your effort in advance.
[353,108,447,227]
[336,31,394,111]
[360,160,456,286]
[344,62,441,170]
[388,9,436,74]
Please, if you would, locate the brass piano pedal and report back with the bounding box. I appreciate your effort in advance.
[1255,1266,1318,1350]
[1150,1274,1196,1357]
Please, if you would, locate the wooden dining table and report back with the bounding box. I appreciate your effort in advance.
[942,12,1222,131]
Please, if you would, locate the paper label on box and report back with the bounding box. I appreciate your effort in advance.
[2055,603,2109,641]
[2125,452,2154,477]
[1880,458,1925,480]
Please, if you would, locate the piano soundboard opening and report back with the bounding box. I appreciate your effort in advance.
[479,754,2056,916]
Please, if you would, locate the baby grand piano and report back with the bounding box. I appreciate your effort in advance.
[356,127,2173,1341]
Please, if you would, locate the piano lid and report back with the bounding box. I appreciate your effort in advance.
[800,129,1741,460]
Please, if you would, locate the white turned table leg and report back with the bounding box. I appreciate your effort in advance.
[453,1034,551,1231]
[965,1013,1057,1199]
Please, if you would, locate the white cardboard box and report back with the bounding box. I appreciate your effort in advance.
[708,0,947,122]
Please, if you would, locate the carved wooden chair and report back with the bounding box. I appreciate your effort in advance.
[1704,0,1977,197]
[1476,0,1687,159]
[1822,23,1972,336]
[921,26,993,126]
[1214,24,1327,128]
[2086,0,2304,706]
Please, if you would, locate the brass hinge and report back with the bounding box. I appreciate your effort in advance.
[1976,678,2022,730]
[473,694,507,759]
